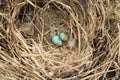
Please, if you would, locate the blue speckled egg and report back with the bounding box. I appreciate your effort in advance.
[59,32,68,41]
[52,35,62,46]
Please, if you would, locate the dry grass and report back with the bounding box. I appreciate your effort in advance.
[0,0,119,80]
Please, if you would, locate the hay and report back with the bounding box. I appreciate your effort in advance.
[0,0,119,80]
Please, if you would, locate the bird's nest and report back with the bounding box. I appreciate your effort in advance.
[0,0,119,80]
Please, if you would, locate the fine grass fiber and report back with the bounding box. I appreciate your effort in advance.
[0,0,119,80]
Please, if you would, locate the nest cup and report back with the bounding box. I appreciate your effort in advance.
[41,1,79,51]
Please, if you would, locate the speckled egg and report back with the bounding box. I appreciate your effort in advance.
[67,38,76,48]
[59,32,68,41]
[52,35,62,46]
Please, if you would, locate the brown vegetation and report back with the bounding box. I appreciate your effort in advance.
[0,0,119,80]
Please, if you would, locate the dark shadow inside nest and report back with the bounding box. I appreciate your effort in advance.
[14,3,42,42]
